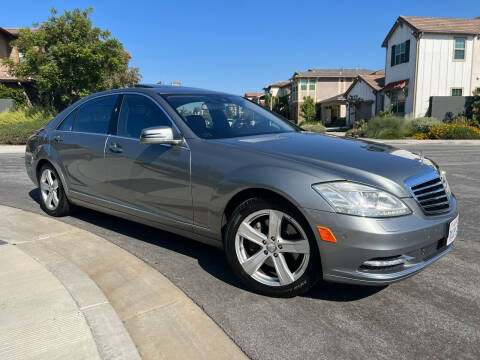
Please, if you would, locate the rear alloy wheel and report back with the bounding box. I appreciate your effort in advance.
[225,198,321,297]
[38,164,72,217]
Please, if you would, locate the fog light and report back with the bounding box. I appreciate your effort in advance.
[317,226,337,243]
[362,257,405,267]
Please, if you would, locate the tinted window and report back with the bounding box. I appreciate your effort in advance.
[58,110,76,131]
[163,94,295,139]
[117,94,172,139]
[73,96,118,134]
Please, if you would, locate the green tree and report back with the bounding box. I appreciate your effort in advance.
[300,96,316,122]
[103,51,141,89]
[2,7,139,110]
[156,80,163,85]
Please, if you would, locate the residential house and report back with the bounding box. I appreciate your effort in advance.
[289,68,375,123]
[0,27,23,87]
[345,73,385,126]
[244,92,265,105]
[382,16,480,118]
[263,81,291,97]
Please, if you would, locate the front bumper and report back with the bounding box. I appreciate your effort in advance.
[303,195,458,285]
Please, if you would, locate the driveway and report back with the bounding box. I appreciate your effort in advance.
[1,143,479,360]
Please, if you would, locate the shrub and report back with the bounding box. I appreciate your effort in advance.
[0,107,55,144]
[362,116,407,139]
[420,123,480,140]
[0,84,28,109]
[301,121,326,133]
[330,117,346,127]
[406,117,442,133]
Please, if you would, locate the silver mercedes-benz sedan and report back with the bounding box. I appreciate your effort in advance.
[25,85,458,297]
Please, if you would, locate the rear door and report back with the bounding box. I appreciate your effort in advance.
[105,93,192,228]
[53,95,120,199]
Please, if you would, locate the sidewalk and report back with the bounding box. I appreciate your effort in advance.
[0,205,246,360]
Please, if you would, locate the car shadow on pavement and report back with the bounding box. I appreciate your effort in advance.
[29,188,386,302]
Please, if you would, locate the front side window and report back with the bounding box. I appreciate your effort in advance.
[300,79,307,91]
[309,79,315,90]
[451,88,463,96]
[117,94,172,139]
[454,38,466,60]
[164,94,296,139]
[57,110,76,131]
[73,96,118,134]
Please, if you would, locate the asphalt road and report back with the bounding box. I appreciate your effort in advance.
[1,144,479,360]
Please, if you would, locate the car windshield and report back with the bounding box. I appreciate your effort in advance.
[162,93,296,139]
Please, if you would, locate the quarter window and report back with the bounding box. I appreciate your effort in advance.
[117,94,172,139]
[73,96,118,134]
[451,88,463,96]
[454,38,466,60]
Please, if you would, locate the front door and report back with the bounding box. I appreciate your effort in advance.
[53,95,120,199]
[105,94,192,228]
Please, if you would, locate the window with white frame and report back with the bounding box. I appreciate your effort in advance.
[309,79,315,91]
[454,38,466,60]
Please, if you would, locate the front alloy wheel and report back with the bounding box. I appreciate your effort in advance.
[225,198,321,297]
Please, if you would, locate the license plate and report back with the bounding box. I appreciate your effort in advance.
[447,215,459,246]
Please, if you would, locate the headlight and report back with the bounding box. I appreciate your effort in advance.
[312,181,411,217]
[440,171,451,197]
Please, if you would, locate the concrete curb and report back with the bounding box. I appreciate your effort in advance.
[0,205,247,360]
[0,145,25,153]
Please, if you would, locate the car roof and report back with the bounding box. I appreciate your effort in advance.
[88,85,235,98]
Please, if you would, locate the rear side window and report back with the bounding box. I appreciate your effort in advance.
[73,96,118,134]
[57,110,76,131]
[117,94,172,139]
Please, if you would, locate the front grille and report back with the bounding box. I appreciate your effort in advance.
[409,176,450,215]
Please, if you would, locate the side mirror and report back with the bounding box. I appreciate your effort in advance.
[140,126,183,145]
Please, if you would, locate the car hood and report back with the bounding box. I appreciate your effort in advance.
[214,132,437,197]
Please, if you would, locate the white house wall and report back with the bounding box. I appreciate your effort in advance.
[471,36,480,93]
[415,33,474,117]
[345,80,376,125]
[384,23,417,116]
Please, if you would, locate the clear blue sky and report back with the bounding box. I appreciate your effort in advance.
[1,0,478,94]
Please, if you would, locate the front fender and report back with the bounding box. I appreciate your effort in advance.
[207,165,338,236]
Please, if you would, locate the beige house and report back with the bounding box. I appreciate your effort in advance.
[0,27,23,86]
[289,68,375,123]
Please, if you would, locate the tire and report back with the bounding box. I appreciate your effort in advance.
[224,197,322,297]
[38,163,73,217]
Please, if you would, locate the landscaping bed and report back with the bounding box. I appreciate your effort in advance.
[345,115,480,140]
[0,107,54,144]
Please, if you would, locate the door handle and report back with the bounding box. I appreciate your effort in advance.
[54,135,63,143]
[109,142,123,153]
